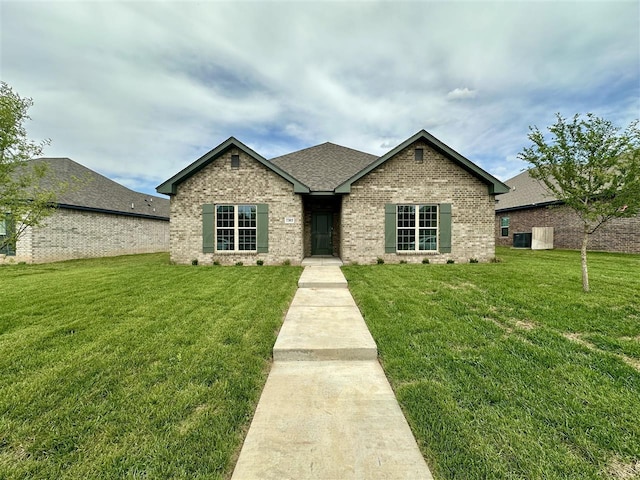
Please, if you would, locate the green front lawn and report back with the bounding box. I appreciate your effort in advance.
[344,248,640,479]
[0,254,301,479]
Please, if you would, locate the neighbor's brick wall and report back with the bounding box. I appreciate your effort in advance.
[341,140,496,264]
[5,208,169,264]
[170,149,303,265]
[12,224,34,262]
[496,206,640,253]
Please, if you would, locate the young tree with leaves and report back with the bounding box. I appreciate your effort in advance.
[519,113,640,292]
[0,81,60,255]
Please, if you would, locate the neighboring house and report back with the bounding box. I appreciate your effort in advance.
[1,158,170,264]
[157,130,509,265]
[495,170,640,253]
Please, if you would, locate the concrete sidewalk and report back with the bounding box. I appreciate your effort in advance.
[231,263,433,480]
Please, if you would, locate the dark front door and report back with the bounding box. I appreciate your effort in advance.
[311,213,332,255]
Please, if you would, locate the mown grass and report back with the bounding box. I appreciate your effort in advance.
[344,248,640,479]
[0,254,301,479]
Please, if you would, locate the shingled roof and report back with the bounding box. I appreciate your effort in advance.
[29,158,170,219]
[494,169,559,212]
[269,142,378,192]
[157,130,509,196]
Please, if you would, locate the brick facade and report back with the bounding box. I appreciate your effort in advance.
[342,141,496,264]
[3,208,169,264]
[496,205,640,253]
[170,148,304,265]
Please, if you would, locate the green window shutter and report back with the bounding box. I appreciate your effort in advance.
[257,204,269,253]
[439,203,452,253]
[384,204,396,253]
[202,204,215,253]
[0,214,16,256]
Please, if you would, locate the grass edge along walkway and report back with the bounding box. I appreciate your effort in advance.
[344,248,640,480]
[0,253,301,479]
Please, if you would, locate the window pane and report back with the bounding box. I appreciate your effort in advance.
[501,217,509,227]
[216,205,235,228]
[419,229,437,251]
[239,229,256,250]
[0,219,5,236]
[501,227,509,237]
[397,205,415,228]
[419,205,437,228]
[238,205,256,228]
[217,229,234,250]
[397,228,415,251]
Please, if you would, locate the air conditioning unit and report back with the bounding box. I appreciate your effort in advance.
[532,227,554,250]
[513,232,532,249]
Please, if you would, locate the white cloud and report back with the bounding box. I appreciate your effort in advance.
[447,88,478,100]
[1,1,638,193]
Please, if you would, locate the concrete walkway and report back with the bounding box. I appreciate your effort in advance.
[231,261,433,480]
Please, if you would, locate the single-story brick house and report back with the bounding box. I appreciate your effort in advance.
[158,130,508,265]
[1,158,170,263]
[495,169,640,253]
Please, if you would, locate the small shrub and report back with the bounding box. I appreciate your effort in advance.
[256,259,264,266]
[490,256,502,263]
[191,259,198,266]
[469,258,479,264]
[446,259,455,264]
[399,260,408,264]
[376,257,385,264]
[422,258,430,264]
[282,259,291,266]
[235,261,244,267]
[212,260,221,266]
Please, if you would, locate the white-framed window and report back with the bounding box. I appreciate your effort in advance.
[0,219,6,236]
[500,216,510,237]
[216,205,257,251]
[396,204,438,251]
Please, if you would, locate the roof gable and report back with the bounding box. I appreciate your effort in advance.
[334,130,509,195]
[269,142,378,192]
[156,137,310,195]
[29,158,169,219]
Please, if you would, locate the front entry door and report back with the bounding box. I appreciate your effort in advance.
[311,213,332,255]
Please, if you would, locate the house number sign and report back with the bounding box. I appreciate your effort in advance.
[284,217,295,224]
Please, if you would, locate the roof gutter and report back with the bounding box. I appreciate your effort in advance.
[55,203,170,221]
[495,200,562,213]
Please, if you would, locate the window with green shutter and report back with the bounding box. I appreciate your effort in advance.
[202,204,268,253]
[385,203,451,253]
[0,214,16,256]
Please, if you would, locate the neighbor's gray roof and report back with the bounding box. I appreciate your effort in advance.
[29,158,170,219]
[495,169,559,212]
[269,142,378,192]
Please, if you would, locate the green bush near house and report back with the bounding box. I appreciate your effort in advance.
[343,247,640,479]
[0,254,301,479]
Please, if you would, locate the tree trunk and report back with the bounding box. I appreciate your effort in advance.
[581,226,590,292]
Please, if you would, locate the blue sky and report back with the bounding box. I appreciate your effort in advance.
[2,0,638,196]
